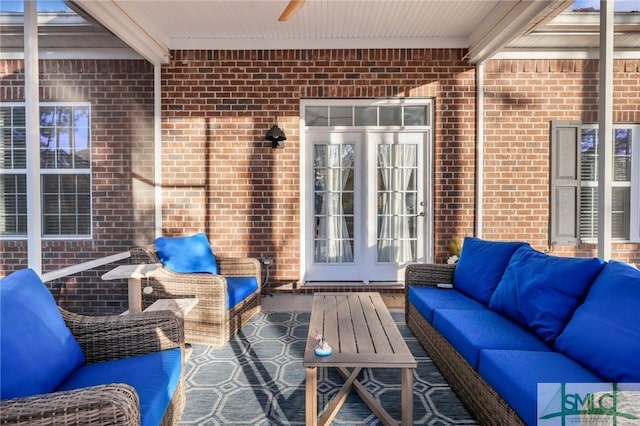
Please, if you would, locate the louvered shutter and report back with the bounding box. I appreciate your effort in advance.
[549,121,581,246]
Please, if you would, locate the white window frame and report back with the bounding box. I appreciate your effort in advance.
[0,102,92,240]
[580,123,640,243]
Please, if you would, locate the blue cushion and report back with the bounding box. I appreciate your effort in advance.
[488,246,606,344]
[432,309,550,368]
[453,237,529,305]
[59,348,182,426]
[0,269,85,400]
[155,233,218,274]
[226,277,259,309]
[555,260,640,382]
[478,349,603,426]
[408,286,486,324]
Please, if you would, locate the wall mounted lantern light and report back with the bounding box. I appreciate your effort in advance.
[265,118,286,149]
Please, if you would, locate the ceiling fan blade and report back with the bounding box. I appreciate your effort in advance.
[278,0,305,22]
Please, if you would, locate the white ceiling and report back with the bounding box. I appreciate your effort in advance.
[2,0,639,64]
[68,0,576,64]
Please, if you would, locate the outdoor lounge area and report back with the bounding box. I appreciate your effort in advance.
[1,0,640,424]
[2,237,640,425]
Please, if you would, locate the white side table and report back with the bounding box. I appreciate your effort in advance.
[102,263,162,314]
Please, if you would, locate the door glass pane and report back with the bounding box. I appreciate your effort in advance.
[379,106,401,126]
[377,143,418,263]
[330,107,353,126]
[404,106,428,126]
[306,106,328,126]
[354,107,377,126]
[313,143,355,263]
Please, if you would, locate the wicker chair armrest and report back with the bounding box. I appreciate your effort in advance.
[129,245,160,264]
[0,384,140,425]
[61,309,184,364]
[216,256,261,282]
[405,263,456,288]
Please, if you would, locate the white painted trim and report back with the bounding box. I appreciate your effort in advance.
[41,250,131,282]
[476,62,485,240]
[597,1,614,261]
[71,0,170,65]
[631,127,640,243]
[24,0,41,274]
[154,64,163,238]
[493,48,640,60]
[467,1,573,64]
[169,37,468,51]
[0,48,143,60]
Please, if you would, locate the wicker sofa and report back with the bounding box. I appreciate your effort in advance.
[130,236,261,348]
[405,238,640,425]
[0,269,186,426]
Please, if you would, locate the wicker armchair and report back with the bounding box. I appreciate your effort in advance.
[0,309,186,425]
[130,245,262,348]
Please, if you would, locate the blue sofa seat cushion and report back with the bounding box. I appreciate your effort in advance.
[155,233,219,274]
[1,269,85,400]
[226,276,259,309]
[453,237,529,305]
[408,286,487,324]
[489,246,606,344]
[555,260,640,382]
[432,309,551,368]
[478,349,603,426]
[59,348,182,426]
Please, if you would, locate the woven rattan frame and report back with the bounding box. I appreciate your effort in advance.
[0,309,186,425]
[130,245,262,348]
[404,263,526,426]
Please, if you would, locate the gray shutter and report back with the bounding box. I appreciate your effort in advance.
[549,121,581,246]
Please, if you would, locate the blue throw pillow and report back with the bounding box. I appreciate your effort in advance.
[555,260,640,382]
[452,237,529,305]
[488,246,606,344]
[0,269,86,399]
[154,233,218,274]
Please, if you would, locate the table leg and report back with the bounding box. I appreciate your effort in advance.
[306,366,318,426]
[127,277,142,314]
[401,368,414,426]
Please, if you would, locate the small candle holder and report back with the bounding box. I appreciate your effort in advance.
[314,331,332,356]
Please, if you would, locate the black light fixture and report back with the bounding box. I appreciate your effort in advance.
[265,118,286,149]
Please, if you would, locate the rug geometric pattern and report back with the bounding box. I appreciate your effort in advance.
[179,311,478,425]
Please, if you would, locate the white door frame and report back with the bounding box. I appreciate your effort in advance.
[299,98,434,285]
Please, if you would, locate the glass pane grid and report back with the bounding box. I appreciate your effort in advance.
[376,143,418,263]
[306,104,430,128]
[1,104,91,237]
[313,143,355,263]
[580,126,633,240]
[0,174,27,235]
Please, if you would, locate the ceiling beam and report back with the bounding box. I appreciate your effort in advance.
[467,0,573,64]
[69,0,170,64]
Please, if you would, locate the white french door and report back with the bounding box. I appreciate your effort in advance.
[302,100,433,284]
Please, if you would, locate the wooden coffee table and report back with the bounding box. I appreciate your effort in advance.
[304,292,416,426]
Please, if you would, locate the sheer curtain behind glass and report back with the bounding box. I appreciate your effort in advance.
[314,144,355,263]
[377,144,417,262]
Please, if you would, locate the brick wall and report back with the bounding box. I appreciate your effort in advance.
[2,52,639,313]
[483,58,640,264]
[160,49,477,283]
[0,59,154,314]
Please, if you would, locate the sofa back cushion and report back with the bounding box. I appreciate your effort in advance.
[155,232,219,274]
[0,269,85,400]
[555,260,640,382]
[488,246,606,344]
[453,237,529,305]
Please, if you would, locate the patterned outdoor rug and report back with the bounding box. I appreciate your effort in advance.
[179,311,478,425]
